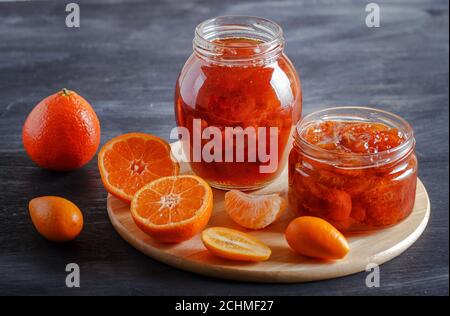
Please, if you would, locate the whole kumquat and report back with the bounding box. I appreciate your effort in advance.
[285,216,349,260]
[29,196,83,242]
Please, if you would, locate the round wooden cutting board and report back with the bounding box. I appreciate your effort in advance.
[107,141,430,283]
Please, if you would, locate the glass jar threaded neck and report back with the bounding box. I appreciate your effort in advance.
[193,16,285,66]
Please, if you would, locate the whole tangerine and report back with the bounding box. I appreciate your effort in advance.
[22,88,100,171]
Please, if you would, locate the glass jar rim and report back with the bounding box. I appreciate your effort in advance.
[294,106,416,168]
[193,15,285,65]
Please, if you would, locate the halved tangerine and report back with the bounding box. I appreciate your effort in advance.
[225,190,286,229]
[98,133,179,202]
[131,175,213,243]
[202,227,271,262]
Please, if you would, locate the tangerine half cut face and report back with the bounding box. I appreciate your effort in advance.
[131,175,213,243]
[98,133,179,202]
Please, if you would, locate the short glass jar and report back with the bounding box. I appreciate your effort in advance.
[175,16,302,190]
[288,107,417,232]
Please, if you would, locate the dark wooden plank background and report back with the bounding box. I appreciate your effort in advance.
[0,0,448,295]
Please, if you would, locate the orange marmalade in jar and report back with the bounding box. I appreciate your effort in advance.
[288,107,417,232]
[175,16,302,190]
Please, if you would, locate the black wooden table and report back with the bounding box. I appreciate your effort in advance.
[0,0,448,295]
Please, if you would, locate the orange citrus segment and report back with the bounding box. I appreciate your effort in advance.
[225,190,286,229]
[98,133,179,202]
[131,175,213,243]
[201,227,271,262]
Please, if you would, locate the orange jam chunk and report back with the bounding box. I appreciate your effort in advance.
[288,120,417,232]
[302,121,406,154]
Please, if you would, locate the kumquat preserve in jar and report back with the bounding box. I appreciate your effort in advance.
[175,16,302,190]
[288,107,418,232]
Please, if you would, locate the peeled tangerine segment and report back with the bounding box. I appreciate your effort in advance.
[202,227,271,262]
[225,190,286,229]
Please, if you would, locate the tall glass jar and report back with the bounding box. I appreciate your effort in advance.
[288,107,418,232]
[175,16,302,190]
